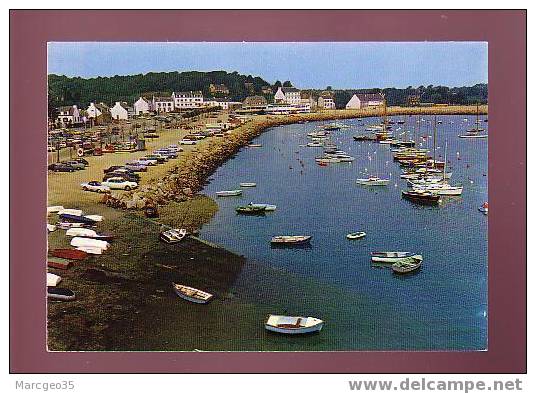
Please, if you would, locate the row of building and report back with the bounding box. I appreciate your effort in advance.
[53,87,385,126]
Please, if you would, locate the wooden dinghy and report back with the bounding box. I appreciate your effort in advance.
[392,256,423,274]
[47,287,76,301]
[371,252,423,264]
[160,228,187,244]
[49,248,88,261]
[172,283,213,304]
[346,231,366,240]
[265,315,324,334]
[47,258,73,270]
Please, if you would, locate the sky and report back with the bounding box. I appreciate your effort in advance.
[48,42,487,89]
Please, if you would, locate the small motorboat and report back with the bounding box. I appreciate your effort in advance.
[371,252,422,263]
[215,190,242,197]
[479,202,489,215]
[172,283,213,304]
[236,205,266,215]
[239,182,257,187]
[59,213,99,225]
[248,203,276,211]
[56,221,93,230]
[356,176,390,186]
[307,142,324,147]
[402,190,441,205]
[392,256,423,274]
[47,273,62,287]
[49,248,88,261]
[346,231,366,240]
[57,208,83,216]
[47,287,76,301]
[271,235,312,245]
[265,315,324,334]
[66,228,115,241]
[70,237,109,251]
[160,228,187,244]
[248,143,263,148]
[353,134,376,141]
[411,183,463,196]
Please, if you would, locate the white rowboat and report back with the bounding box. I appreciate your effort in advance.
[172,283,213,304]
[265,315,324,334]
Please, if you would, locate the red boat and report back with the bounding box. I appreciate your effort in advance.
[49,248,88,261]
[317,162,328,167]
[47,258,73,270]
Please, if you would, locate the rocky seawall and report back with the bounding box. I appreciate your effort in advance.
[101,105,488,211]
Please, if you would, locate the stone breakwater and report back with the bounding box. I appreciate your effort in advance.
[101,105,488,211]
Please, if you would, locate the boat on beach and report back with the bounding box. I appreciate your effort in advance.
[371,252,422,263]
[271,235,312,246]
[172,283,213,304]
[47,258,73,270]
[65,228,115,241]
[59,213,100,225]
[49,248,88,260]
[216,190,242,197]
[47,287,76,301]
[265,315,324,334]
[160,228,187,244]
[392,256,423,274]
[346,231,366,240]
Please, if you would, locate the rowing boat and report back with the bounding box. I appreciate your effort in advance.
[265,315,324,334]
[172,283,213,304]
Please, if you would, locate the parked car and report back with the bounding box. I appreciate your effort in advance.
[125,163,148,172]
[81,181,111,193]
[73,157,90,166]
[63,161,86,170]
[145,154,167,163]
[135,159,157,166]
[103,171,139,183]
[154,149,178,159]
[48,163,75,172]
[104,165,125,174]
[179,139,197,145]
[101,177,138,190]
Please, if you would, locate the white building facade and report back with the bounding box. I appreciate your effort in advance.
[134,97,151,115]
[110,102,129,120]
[86,103,102,118]
[318,96,336,109]
[346,93,384,109]
[274,87,301,105]
[172,91,204,109]
[152,96,175,113]
[56,105,81,126]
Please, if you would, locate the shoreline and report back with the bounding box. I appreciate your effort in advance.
[47,105,486,350]
[105,105,488,212]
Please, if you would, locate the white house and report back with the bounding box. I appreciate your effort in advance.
[110,102,129,120]
[346,93,384,109]
[172,91,204,109]
[56,105,81,127]
[153,96,175,113]
[134,97,151,115]
[86,102,102,118]
[318,95,336,110]
[274,87,301,105]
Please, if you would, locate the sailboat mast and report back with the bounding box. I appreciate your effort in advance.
[443,140,448,182]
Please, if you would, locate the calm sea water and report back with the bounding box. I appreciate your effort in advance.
[199,115,488,351]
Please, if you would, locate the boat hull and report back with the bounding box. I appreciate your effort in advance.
[265,323,323,334]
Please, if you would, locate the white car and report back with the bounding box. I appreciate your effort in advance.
[179,139,197,145]
[138,157,158,165]
[101,177,138,190]
[81,181,111,193]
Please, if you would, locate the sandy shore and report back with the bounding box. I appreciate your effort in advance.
[47,105,486,350]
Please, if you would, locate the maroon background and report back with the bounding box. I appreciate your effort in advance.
[10,10,526,373]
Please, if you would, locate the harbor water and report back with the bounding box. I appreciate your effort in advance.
[198,115,488,351]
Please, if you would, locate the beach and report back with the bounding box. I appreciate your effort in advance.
[47,105,488,351]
